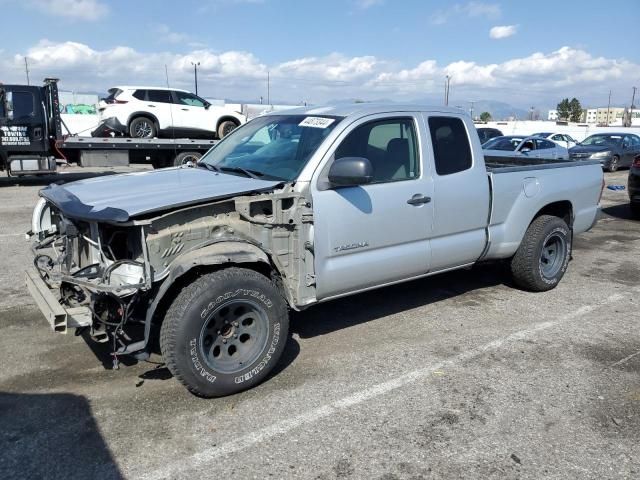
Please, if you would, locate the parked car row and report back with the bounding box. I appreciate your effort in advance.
[482,135,569,160]
[95,86,246,139]
[475,125,640,173]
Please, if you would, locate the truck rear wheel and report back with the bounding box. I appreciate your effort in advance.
[510,215,572,292]
[160,267,289,397]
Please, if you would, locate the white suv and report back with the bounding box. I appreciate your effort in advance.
[97,86,246,139]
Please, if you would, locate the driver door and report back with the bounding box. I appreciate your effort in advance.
[171,91,212,136]
[311,114,433,299]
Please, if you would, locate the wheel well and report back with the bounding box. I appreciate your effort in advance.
[533,200,573,227]
[151,262,276,328]
[127,112,159,130]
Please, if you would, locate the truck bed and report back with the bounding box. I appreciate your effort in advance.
[484,155,600,173]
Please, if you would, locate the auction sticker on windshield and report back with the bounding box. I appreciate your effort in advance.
[299,117,335,129]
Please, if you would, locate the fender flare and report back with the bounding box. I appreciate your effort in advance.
[139,242,279,351]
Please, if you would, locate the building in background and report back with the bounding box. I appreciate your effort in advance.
[596,107,625,125]
[585,108,597,123]
[548,109,558,121]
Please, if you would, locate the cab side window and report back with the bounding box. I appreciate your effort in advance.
[335,118,419,183]
[174,91,207,107]
[428,117,472,175]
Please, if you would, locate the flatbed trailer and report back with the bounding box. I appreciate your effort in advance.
[0,78,218,176]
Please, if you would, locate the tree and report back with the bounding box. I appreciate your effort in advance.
[479,111,492,122]
[569,98,582,122]
[557,98,583,122]
[557,98,571,121]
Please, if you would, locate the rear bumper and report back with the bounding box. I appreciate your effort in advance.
[91,116,127,137]
[25,269,92,334]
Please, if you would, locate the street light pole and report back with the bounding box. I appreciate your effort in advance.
[444,75,451,106]
[191,61,200,95]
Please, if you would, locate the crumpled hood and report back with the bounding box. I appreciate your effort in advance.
[40,167,282,223]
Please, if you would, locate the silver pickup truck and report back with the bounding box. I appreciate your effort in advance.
[26,104,604,397]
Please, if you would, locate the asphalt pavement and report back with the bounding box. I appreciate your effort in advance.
[0,166,638,479]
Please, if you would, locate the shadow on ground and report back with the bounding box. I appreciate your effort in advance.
[291,263,509,339]
[0,392,123,479]
[601,203,638,221]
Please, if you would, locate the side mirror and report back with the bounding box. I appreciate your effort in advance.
[328,157,373,187]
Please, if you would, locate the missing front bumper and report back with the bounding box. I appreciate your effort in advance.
[25,269,92,334]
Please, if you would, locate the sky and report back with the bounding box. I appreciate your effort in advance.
[1,0,639,111]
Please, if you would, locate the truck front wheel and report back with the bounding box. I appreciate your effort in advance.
[510,215,572,292]
[160,267,289,397]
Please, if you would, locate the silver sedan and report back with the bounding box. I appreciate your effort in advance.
[482,135,569,160]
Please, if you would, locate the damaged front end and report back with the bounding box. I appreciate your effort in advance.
[26,198,152,365]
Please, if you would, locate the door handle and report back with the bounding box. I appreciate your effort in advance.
[147,105,156,107]
[407,194,431,205]
[181,108,189,111]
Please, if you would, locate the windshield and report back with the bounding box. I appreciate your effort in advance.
[580,134,622,146]
[199,114,343,181]
[483,137,523,151]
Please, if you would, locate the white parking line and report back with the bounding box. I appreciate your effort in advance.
[139,292,626,480]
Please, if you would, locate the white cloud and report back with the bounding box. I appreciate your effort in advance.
[489,25,517,39]
[2,41,638,107]
[355,0,384,9]
[431,2,501,25]
[154,24,190,44]
[27,0,109,21]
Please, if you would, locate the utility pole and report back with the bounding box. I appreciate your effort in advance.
[444,75,451,106]
[469,100,475,120]
[24,57,30,85]
[629,86,637,127]
[267,71,271,106]
[606,90,611,125]
[191,61,200,95]
[529,106,535,121]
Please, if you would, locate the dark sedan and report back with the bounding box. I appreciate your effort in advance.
[629,153,640,218]
[569,133,640,172]
[476,127,503,144]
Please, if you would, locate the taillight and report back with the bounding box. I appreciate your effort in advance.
[632,155,640,168]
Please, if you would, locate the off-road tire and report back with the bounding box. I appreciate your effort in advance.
[173,151,202,167]
[630,203,640,219]
[129,117,156,138]
[217,120,239,139]
[510,215,572,292]
[607,155,619,172]
[160,267,289,397]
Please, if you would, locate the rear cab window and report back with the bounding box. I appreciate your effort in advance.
[428,116,472,175]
